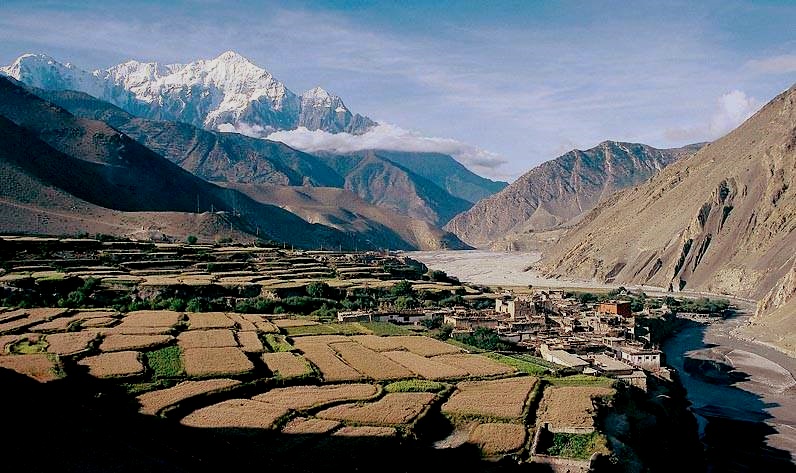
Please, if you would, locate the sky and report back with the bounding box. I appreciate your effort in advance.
[1,0,795,181]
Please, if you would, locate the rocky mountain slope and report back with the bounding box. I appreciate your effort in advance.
[0,76,391,248]
[369,150,507,203]
[1,79,467,250]
[2,51,374,135]
[36,88,476,233]
[445,141,702,247]
[315,151,473,225]
[541,84,796,352]
[37,89,344,187]
[222,184,470,250]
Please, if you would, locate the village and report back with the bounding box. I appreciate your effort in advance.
[339,290,701,392]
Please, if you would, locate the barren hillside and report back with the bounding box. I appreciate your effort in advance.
[541,84,796,352]
[445,141,701,247]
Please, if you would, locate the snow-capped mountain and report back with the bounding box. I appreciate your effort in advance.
[1,51,375,135]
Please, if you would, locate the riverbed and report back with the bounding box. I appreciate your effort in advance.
[663,314,796,471]
[407,250,614,289]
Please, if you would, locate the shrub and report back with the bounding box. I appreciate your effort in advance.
[57,277,100,308]
[186,298,206,312]
[421,314,444,330]
[545,432,609,460]
[394,295,419,310]
[391,280,414,297]
[186,235,198,245]
[435,324,454,340]
[167,297,187,312]
[454,327,514,351]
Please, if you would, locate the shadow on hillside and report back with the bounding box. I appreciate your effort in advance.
[663,320,796,473]
[0,369,553,473]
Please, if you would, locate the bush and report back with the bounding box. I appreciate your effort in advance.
[391,280,414,297]
[167,297,187,312]
[57,277,100,308]
[421,314,444,330]
[186,235,198,245]
[454,327,514,351]
[306,281,340,300]
[435,324,454,340]
[544,432,609,460]
[186,298,206,312]
[394,295,419,310]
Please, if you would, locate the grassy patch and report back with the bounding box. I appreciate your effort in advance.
[284,322,371,337]
[484,353,550,376]
[510,353,561,370]
[10,338,48,354]
[122,379,173,395]
[385,380,445,393]
[360,321,414,336]
[443,338,485,353]
[547,374,615,387]
[544,432,609,460]
[264,334,293,352]
[146,345,184,378]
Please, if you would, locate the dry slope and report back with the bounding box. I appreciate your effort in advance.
[445,141,701,247]
[541,84,796,351]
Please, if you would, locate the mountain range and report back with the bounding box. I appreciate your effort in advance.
[32,87,501,227]
[1,51,374,135]
[0,75,469,250]
[445,141,703,248]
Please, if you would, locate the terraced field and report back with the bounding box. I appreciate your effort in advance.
[0,238,617,466]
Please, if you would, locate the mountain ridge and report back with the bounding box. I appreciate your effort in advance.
[2,51,375,136]
[444,140,703,247]
[540,83,796,354]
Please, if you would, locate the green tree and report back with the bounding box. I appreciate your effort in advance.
[186,235,198,244]
[436,324,454,340]
[421,314,444,330]
[186,297,205,312]
[307,281,331,299]
[457,327,512,351]
[395,295,419,310]
[391,280,414,297]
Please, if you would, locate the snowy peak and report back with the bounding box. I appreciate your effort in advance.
[302,86,332,101]
[2,51,374,135]
[301,86,346,111]
[214,50,250,63]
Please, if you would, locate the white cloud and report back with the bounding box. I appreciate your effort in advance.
[745,54,796,75]
[265,123,508,178]
[708,90,761,136]
[217,122,272,138]
[664,90,762,142]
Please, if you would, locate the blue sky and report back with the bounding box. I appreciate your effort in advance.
[2,0,795,180]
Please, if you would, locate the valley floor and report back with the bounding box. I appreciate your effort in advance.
[408,250,659,291]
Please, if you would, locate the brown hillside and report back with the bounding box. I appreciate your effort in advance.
[541,84,796,351]
[0,77,354,248]
[223,184,471,250]
[445,141,700,247]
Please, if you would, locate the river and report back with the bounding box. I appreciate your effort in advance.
[662,314,796,471]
